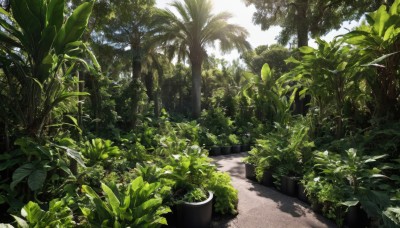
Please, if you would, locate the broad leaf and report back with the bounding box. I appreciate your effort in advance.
[54,1,94,53]
[261,63,271,83]
[10,163,35,190]
[101,183,121,215]
[27,169,47,191]
[298,46,315,54]
[11,215,28,228]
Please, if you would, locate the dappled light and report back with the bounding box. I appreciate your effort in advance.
[0,0,399,227]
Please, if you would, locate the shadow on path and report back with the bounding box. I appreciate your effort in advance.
[212,152,336,228]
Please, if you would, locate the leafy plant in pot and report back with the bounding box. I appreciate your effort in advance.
[242,151,258,181]
[311,148,390,226]
[219,134,232,155]
[204,133,221,156]
[240,133,251,152]
[162,145,215,228]
[228,134,241,153]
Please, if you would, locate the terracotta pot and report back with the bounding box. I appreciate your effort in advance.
[177,191,214,228]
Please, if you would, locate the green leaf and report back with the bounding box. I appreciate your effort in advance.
[284,56,300,64]
[361,52,399,67]
[82,185,101,199]
[10,0,42,45]
[46,0,65,30]
[372,5,390,36]
[336,62,348,72]
[22,202,45,223]
[261,63,271,83]
[27,169,47,191]
[101,183,121,215]
[11,215,28,228]
[131,176,144,192]
[341,200,359,207]
[10,163,35,190]
[54,1,94,54]
[298,46,315,54]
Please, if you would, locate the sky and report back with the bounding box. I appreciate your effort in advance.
[156,0,360,62]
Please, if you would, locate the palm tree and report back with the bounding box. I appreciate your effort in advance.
[154,0,251,118]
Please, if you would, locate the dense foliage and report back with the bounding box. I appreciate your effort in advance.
[0,0,399,227]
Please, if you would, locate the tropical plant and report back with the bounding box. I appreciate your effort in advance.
[154,0,251,118]
[344,0,400,120]
[242,63,294,126]
[11,199,74,228]
[206,172,238,215]
[181,187,208,203]
[307,148,392,225]
[162,145,215,200]
[81,138,121,166]
[250,119,314,181]
[81,176,171,228]
[228,134,240,145]
[0,0,99,138]
[281,38,361,138]
[0,137,85,210]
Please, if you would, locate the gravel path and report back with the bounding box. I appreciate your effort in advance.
[211,152,336,228]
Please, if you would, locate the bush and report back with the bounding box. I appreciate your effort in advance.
[207,172,238,215]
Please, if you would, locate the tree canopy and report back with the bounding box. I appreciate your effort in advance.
[243,0,392,47]
[154,0,251,118]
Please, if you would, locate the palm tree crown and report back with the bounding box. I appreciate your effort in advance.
[154,0,251,118]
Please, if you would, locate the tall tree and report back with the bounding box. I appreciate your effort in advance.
[154,0,251,118]
[71,0,158,128]
[244,0,392,48]
[0,0,98,138]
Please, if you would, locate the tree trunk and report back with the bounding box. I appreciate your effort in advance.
[296,0,309,48]
[131,41,142,128]
[145,71,154,101]
[154,65,164,118]
[293,0,310,115]
[191,59,203,119]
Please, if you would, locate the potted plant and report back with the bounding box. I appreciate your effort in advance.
[297,179,309,204]
[228,134,241,153]
[220,134,231,155]
[205,133,221,156]
[162,146,215,228]
[240,133,251,152]
[243,153,257,181]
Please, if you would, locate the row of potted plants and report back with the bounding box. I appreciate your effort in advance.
[243,121,400,227]
[203,133,252,156]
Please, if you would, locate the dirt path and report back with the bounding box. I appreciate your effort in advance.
[212,152,336,228]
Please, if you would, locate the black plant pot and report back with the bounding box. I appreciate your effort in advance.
[281,176,298,197]
[231,145,241,153]
[240,144,251,152]
[261,170,275,187]
[220,146,231,155]
[245,163,256,181]
[344,205,368,228]
[208,146,221,156]
[297,182,309,204]
[177,191,214,228]
[311,201,323,214]
[164,205,177,227]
